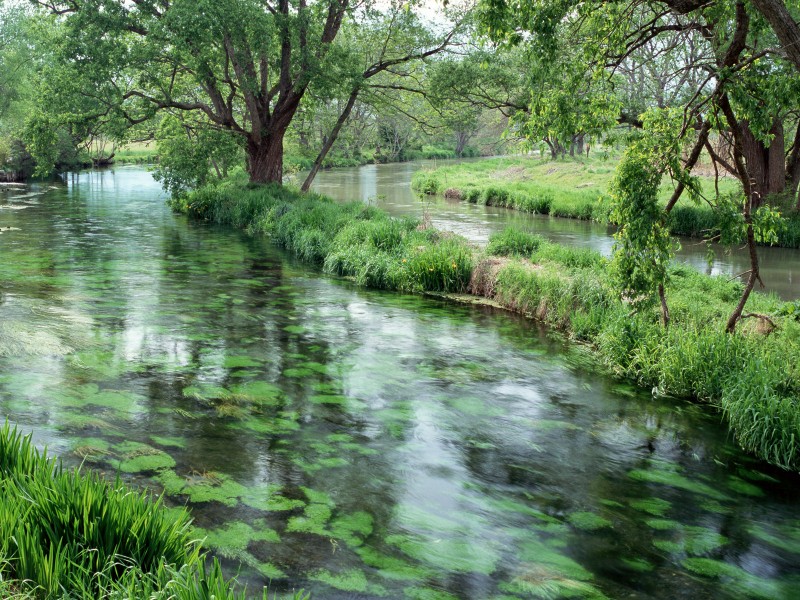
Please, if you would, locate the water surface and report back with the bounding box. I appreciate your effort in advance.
[1,168,800,599]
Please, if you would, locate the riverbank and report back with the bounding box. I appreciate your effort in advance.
[0,423,301,599]
[173,178,800,472]
[411,156,800,248]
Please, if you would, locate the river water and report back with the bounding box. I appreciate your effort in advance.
[309,160,800,301]
[1,167,799,599]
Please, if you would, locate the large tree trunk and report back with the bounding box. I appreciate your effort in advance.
[247,132,285,184]
[740,119,785,205]
[785,122,800,205]
[455,131,470,157]
[749,0,800,73]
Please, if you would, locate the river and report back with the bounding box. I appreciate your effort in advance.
[309,160,800,301]
[1,166,799,599]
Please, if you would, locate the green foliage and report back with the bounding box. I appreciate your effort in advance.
[153,115,242,198]
[0,422,191,596]
[21,114,59,178]
[609,109,682,311]
[412,171,442,195]
[487,228,544,257]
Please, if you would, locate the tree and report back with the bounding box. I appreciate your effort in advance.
[298,1,467,191]
[36,0,355,184]
[478,0,800,332]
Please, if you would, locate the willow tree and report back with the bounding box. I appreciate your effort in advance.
[35,0,358,184]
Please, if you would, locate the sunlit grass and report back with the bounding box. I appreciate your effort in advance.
[0,422,308,599]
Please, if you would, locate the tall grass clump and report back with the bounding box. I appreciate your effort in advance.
[0,423,303,599]
[0,423,195,597]
[486,228,544,257]
[411,171,442,195]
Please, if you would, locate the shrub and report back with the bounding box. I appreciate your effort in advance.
[487,228,544,257]
[411,171,441,195]
[402,234,474,292]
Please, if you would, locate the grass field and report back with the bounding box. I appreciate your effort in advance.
[411,155,800,247]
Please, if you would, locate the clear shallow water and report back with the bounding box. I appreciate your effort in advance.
[309,161,800,300]
[1,168,800,599]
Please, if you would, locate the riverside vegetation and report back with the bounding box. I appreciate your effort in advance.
[0,422,307,599]
[173,176,800,472]
[411,156,800,249]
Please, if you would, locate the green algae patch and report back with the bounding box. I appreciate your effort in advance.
[309,568,385,595]
[195,520,280,555]
[73,437,112,460]
[111,441,175,473]
[357,546,434,581]
[69,349,129,379]
[499,574,608,599]
[682,558,800,599]
[747,522,800,555]
[486,497,563,524]
[283,367,315,378]
[54,384,143,414]
[150,435,187,448]
[644,519,681,531]
[330,511,374,547]
[516,540,594,582]
[255,562,287,580]
[528,419,583,432]
[223,355,262,368]
[283,325,307,335]
[628,468,729,500]
[621,557,654,573]
[726,475,764,497]
[629,498,671,517]
[308,394,349,405]
[156,470,247,506]
[652,525,727,556]
[386,534,499,575]
[567,512,612,531]
[231,381,283,403]
[286,489,335,536]
[240,487,306,512]
[182,384,230,401]
[403,587,459,600]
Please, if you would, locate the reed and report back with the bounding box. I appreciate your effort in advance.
[0,422,307,599]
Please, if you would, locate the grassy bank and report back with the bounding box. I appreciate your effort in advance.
[411,156,800,248]
[0,422,302,599]
[173,179,800,472]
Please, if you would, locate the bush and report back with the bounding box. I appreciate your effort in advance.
[487,228,544,257]
[411,171,442,195]
[402,233,474,292]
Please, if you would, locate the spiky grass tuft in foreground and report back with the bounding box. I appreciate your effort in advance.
[0,422,308,599]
